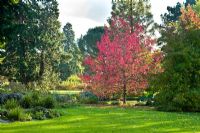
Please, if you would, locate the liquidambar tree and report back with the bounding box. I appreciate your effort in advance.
[83,17,161,104]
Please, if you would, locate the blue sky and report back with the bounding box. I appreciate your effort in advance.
[57,0,184,39]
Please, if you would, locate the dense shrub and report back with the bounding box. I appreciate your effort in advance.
[79,91,98,104]
[0,93,23,104]
[54,93,80,108]
[20,92,56,109]
[54,94,70,103]
[41,96,56,108]
[4,99,19,110]
[31,106,47,113]
[33,111,45,120]
[45,110,61,119]
[54,94,78,103]
[155,89,200,112]
[19,113,32,121]
[0,92,59,121]
[20,94,32,108]
[30,92,43,107]
[29,107,47,120]
[31,92,40,101]
[20,92,40,108]
[30,106,61,120]
[0,108,8,119]
[7,107,32,121]
[57,75,84,90]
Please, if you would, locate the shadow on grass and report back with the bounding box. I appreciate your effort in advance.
[1,106,200,133]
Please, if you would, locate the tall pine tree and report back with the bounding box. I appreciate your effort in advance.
[59,22,83,80]
[110,0,155,34]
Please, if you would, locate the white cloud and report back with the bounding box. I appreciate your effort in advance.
[60,16,103,39]
[57,0,112,39]
[150,0,185,24]
[57,0,185,39]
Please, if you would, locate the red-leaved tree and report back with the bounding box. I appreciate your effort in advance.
[82,17,162,104]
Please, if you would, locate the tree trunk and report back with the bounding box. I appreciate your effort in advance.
[130,0,134,33]
[19,15,28,85]
[123,82,127,104]
[39,50,44,79]
[20,41,29,87]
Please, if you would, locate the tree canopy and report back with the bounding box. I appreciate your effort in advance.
[110,0,155,34]
[78,26,104,57]
[0,0,63,87]
[83,17,161,103]
[153,4,200,111]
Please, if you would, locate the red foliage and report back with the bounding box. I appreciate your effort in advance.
[82,17,162,100]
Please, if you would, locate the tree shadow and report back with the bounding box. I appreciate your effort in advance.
[1,106,200,133]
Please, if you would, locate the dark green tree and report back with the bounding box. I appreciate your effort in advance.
[59,22,83,80]
[194,0,200,13]
[161,0,196,23]
[0,0,63,87]
[36,0,63,82]
[1,1,40,84]
[63,23,75,51]
[0,0,19,64]
[78,26,104,57]
[153,5,200,112]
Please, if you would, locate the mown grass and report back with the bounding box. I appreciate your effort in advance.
[50,90,81,95]
[1,105,200,133]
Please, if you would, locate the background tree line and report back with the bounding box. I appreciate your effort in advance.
[1,0,200,112]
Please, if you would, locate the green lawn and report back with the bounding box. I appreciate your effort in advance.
[1,105,200,133]
[50,90,81,95]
